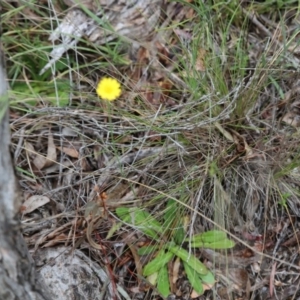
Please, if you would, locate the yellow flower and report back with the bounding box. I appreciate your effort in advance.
[96,77,121,101]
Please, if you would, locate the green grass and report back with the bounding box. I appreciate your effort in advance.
[4,0,300,299]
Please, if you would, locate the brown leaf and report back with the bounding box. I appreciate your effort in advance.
[172,256,181,287]
[57,146,79,158]
[33,154,46,170]
[61,126,78,137]
[282,112,300,127]
[190,290,201,299]
[148,130,162,142]
[21,195,50,215]
[195,48,206,72]
[24,141,36,158]
[269,262,277,297]
[217,268,249,299]
[33,133,57,169]
[45,133,57,166]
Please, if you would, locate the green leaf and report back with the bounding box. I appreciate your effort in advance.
[116,207,162,239]
[138,245,159,256]
[183,261,204,295]
[157,264,170,297]
[129,207,162,232]
[186,230,235,249]
[163,200,185,243]
[167,244,208,275]
[115,207,132,225]
[174,226,185,245]
[143,250,174,276]
[198,270,215,285]
[202,239,235,249]
[116,207,129,217]
[200,230,227,243]
[163,199,177,227]
[186,230,227,244]
[11,80,71,107]
[130,208,162,239]
[116,207,130,220]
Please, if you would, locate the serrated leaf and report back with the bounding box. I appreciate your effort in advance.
[167,244,208,275]
[183,261,204,295]
[157,264,170,297]
[143,250,174,276]
[138,245,159,256]
[198,270,215,285]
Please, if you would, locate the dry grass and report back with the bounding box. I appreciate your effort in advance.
[3,0,300,299]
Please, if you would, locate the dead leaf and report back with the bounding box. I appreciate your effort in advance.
[282,112,300,127]
[186,7,195,18]
[45,133,57,167]
[21,195,50,215]
[227,268,249,290]
[155,40,170,66]
[174,29,192,42]
[190,289,201,298]
[288,43,300,55]
[33,154,48,170]
[61,127,78,137]
[25,141,36,158]
[195,48,206,72]
[43,159,73,174]
[57,146,79,158]
[270,263,276,297]
[172,256,181,292]
[33,133,57,169]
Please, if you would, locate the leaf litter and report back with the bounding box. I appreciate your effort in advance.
[5,1,300,299]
